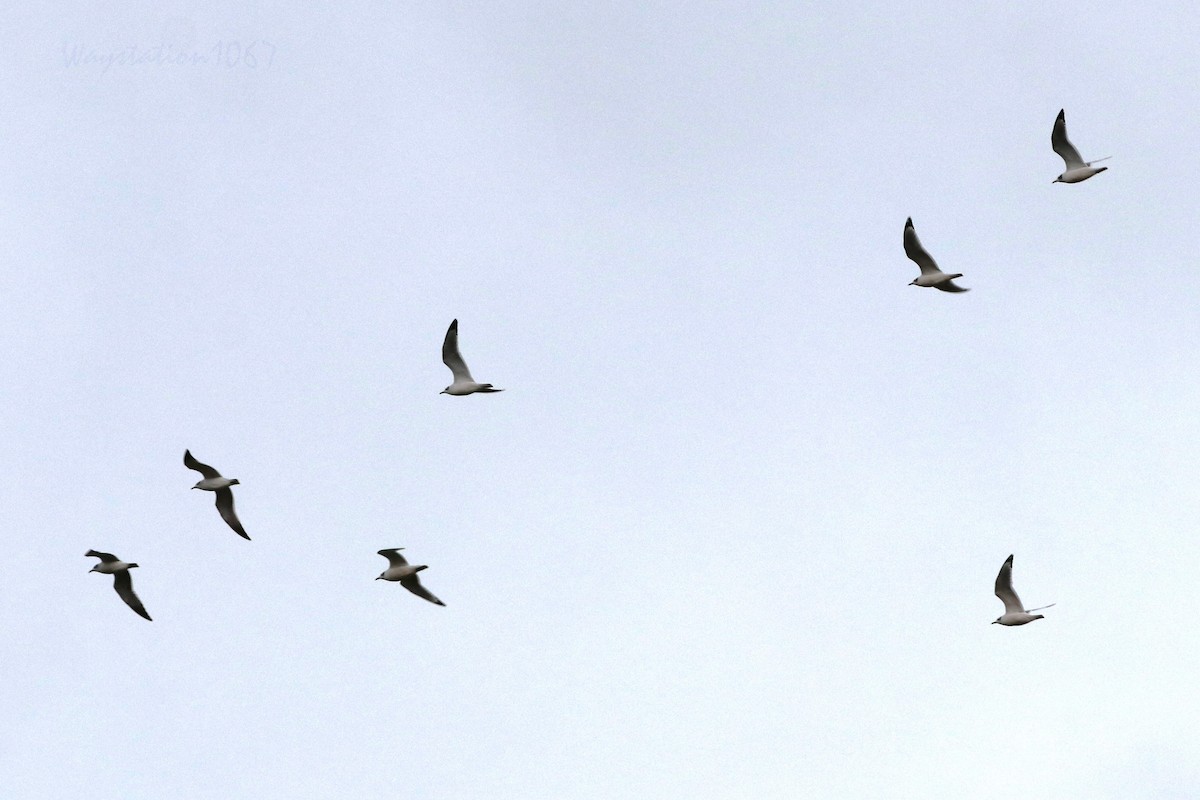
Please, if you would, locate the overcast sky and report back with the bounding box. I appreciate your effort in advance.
[3,3,1199,798]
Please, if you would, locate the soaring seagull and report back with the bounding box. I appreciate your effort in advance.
[86,550,152,621]
[376,548,446,606]
[904,218,968,293]
[993,554,1054,626]
[184,450,249,540]
[441,319,503,396]
[1051,109,1110,184]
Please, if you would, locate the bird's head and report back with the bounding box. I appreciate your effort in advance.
[229,479,240,486]
[129,563,140,569]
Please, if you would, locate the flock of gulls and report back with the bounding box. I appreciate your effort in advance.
[85,318,493,618]
[904,109,1106,295]
[87,110,1103,627]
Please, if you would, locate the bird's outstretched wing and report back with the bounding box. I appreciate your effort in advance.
[113,570,152,621]
[994,554,1025,615]
[1025,603,1056,613]
[1051,110,1085,170]
[377,548,409,569]
[903,218,941,276]
[441,319,475,383]
[184,450,221,479]
[215,488,249,540]
[935,279,969,293]
[401,575,445,606]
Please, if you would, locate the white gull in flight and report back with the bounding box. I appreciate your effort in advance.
[441,319,503,396]
[376,548,446,606]
[184,450,249,540]
[993,554,1054,626]
[1052,109,1110,184]
[86,550,152,621]
[904,218,968,293]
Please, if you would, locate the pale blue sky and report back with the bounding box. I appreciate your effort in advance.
[2,3,1199,798]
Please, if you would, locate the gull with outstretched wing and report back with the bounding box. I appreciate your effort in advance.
[904,218,968,293]
[441,319,503,396]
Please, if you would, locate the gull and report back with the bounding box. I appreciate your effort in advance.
[376,548,446,606]
[184,450,249,540]
[441,319,502,395]
[86,550,152,621]
[992,554,1054,626]
[904,218,968,292]
[1052,109,1110,184]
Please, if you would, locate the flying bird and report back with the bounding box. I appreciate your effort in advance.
[184,450,249,540]
[1051,109,1110,184]
[904,218,968,292]
[992,554,1054,626]
[441,319,502,395]
[86,550,152,621]
[376,548,446,606]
